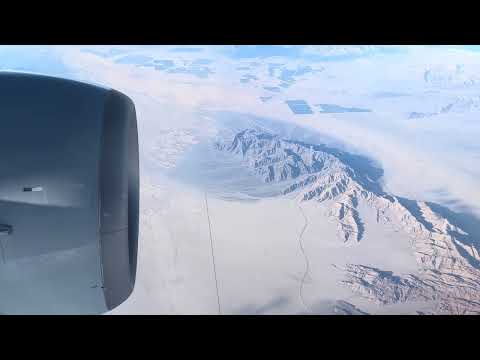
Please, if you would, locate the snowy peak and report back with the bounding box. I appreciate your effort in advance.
[218,128,349,184]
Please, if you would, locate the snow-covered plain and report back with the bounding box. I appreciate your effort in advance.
[8,45,479,314]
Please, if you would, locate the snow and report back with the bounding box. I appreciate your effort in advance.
[48,45,480,314]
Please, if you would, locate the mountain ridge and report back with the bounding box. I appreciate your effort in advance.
[216,128,480,314]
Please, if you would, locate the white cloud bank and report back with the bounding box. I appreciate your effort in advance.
[56,45,480,217]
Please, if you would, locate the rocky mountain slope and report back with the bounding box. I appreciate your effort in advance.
[216,129,480,314]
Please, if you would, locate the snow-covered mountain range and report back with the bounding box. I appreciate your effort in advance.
[216,129,480,314]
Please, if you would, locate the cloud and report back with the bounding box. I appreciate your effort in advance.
[56,45,480,217]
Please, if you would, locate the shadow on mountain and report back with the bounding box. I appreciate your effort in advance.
[352,207,366,243]
[397,197,435,232]
[287,139,384,194]
[398,196,480,269]
[427,201,480,269]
